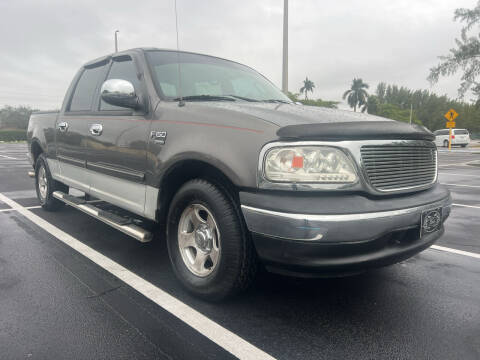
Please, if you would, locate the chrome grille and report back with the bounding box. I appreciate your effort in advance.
[361,144,437,192]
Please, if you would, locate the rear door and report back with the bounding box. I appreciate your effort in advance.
[453,129,469,144]
[55,61,109,192]
[85,55,151,217]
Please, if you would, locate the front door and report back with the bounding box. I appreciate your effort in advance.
[85,55,151,217]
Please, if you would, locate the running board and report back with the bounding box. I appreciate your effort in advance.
[52,191,152,243]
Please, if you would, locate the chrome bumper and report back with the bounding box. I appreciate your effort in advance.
[241,196,452,243]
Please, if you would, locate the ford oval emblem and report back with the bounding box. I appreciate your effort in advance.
[422,209,441,233]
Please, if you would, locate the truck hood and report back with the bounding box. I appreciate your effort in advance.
[199,102,434,141]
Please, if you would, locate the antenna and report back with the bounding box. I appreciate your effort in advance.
[114,30,119,52]
[174,0,185,107]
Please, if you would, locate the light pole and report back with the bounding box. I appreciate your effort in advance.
[282,0,288,94]
[114,30,119,52]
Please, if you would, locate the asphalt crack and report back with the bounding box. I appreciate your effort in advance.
[86,285,123,299]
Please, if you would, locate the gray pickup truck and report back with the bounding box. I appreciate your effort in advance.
[27,48,451,300]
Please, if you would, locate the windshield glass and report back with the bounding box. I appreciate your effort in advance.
[146,50,291,103]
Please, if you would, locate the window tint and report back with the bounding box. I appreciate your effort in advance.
[435,130,449,136]
[454,129,468,135]
[69,64,107,111]
[100,59,140,110]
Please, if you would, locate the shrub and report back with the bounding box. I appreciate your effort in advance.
[0,129,27,141]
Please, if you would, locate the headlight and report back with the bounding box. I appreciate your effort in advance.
[263,146,357,183]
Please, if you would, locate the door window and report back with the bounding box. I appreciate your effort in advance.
[100,58,140,111]
[69,63,107,111]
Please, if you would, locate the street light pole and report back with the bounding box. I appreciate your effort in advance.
[114,30,119,52]
[282,0,288,94]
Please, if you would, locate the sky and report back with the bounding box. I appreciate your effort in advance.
[0,0,475,110]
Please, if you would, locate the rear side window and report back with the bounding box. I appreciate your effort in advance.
[436,130,449,135]
[69,64,107,111]
[100,58,140,111]
[454,129,468,135]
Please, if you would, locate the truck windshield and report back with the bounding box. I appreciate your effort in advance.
[146,50,291,103]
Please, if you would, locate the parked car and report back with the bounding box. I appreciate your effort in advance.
[434,128,470,147]
[27,48,452,300]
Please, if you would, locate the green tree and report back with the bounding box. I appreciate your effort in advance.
[287,92,338,108]
[376,82,387,102]
[428,1,480,98]
[343,78,369,112]
[299,77,315,100]
[0,105,37,130]
[366,81,480,133]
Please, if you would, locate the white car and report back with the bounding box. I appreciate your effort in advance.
[434,128,470,148]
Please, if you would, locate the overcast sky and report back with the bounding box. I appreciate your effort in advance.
[0,0,474,109]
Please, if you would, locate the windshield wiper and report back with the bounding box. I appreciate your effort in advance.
[225,95,259,102]
[173,95,236,102]
[261,99,291,104]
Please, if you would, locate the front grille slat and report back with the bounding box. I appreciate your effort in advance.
[369,169,436,180]
[361,144,437,192]
[372,174,436,186]
[362,159,435,166]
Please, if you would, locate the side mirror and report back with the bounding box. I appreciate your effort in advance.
[100,79,140,109]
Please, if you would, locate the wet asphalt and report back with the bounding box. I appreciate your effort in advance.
[0,143,479,360]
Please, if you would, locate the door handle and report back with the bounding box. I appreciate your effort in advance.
[89,124,103,136]
[58,122,69,132]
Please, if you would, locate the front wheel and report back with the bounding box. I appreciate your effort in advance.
[166,179,256,301]
[443,140,449,148]
[35,154,68,211]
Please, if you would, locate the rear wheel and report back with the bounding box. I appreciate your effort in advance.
[166,179,256,301]
[461,144,467,148]
[443,140,449,148]
[35,154,68,211]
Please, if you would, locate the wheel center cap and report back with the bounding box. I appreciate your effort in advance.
[195,224,213,252]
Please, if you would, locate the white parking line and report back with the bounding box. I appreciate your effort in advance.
[0,205,42,212]
[441,183,480,189]
[437,150,480,154]
[431,245,480,259]
[453,203,480,209]
[438,173,480,178]
[438,163,471,168]
[0,154,19,160]
[0,192,275,360]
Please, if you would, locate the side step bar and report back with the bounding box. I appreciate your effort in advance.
[53,191,152,243]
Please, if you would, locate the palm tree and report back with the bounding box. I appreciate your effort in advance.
[343,78,369,112]
[300,77,315,100]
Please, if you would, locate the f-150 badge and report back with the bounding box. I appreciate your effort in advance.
[150,131,167,144]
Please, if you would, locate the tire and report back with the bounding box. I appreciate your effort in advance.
[35,153,68,211]
[461,144,467,148]
[443,140,449,148]
[166,179,257,301]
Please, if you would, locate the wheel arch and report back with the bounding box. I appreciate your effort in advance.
[157,159,241,226]
[30,139,44,165]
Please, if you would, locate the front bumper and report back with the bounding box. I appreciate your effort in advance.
[240,184,451,276]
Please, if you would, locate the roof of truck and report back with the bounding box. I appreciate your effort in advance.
[83,47,246,69]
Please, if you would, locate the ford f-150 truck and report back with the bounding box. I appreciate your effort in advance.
[27,48,452,300]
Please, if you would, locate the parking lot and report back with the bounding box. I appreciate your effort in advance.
[0,142,479,359]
